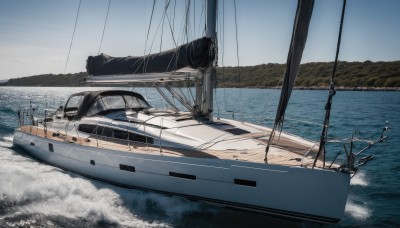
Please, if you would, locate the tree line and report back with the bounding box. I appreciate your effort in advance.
[4,61,400,88]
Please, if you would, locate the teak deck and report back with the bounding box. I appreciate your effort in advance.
[19,125,327,168]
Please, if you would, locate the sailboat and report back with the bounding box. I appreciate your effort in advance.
[13,0,387,223]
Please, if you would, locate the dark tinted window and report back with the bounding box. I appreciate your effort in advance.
[78,124,153,144]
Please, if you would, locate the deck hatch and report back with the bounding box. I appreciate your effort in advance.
[169,172,196,180]
[234,178,256,187]
[223,128,250,135]
[120,164,135,172]
[48,143,54,152]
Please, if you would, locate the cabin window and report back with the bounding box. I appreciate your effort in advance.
[169,172,196,180]
[86,94,151,116]
[78,124,153,144]
[120,164,135,172]
[86,99,107,116]
[234,178,256,187]
[48,143,54,152]
[124,95,151,109]
[102,96,126,109]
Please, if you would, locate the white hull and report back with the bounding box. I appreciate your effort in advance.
[13,129,350,223]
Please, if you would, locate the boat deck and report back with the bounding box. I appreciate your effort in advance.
[18,125,328,168]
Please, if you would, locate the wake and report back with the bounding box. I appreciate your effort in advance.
[0,135,13,148]
[0,140,209,227]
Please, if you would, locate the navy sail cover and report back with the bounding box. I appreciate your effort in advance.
[86,37,213,76]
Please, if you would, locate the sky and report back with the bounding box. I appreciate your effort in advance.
[0,0,399,80]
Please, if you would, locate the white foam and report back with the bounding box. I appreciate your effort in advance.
[345,201,371,220]
[350,171,368,187]
[344,195,371,220]
[2,135,13,142]
[0,148,207,227]
[0,135,13,148]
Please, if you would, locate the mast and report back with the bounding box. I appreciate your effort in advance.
[198,0,217,120]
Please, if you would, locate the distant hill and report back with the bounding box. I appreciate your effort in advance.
[217,61,400,88]
[6,72,86,87]
[0,79,8,86]
[3,61,400,89]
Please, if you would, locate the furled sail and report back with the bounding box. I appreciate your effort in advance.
[86,37,213,76]
[265,0,314,159]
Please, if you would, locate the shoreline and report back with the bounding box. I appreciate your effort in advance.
[200,85,400,91]
[294,86,400,91]
[1,85,399,91]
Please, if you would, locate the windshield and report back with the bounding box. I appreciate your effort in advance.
[65,95,84,112]
[86,94,151,116]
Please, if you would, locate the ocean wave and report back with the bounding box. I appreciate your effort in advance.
[0,136,13,148]
[344,195,371,221]
[350,171,368,187]
[0,148,208,227]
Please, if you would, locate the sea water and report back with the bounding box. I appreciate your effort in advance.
[0,87,399,227]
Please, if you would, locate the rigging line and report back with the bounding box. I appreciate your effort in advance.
[173,0,176,32]
[233,0,243,121]
[145,0,156,54]
[64,0,82,74]
[184,0,191,43]
[214,86,220,118]
[198,1,205,36]
[264,80,282,128]
[131,2,168,75]
[331,2,346,83]
[165,84,194,112]
[214,0,223,119]
[154,83,180,111]
[144,0,156,73]
[193,0,195,38]
[222,0,226,112]
[159,0,168,52]
[175,1,188,46]
[186,78,195,104]
[313,0,347,169]
[165,13,178,46]
[176,82,192,106]
[148,1,171,55]
[97,0,112,55]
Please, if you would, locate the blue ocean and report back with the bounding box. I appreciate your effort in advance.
[0,87,399,227]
